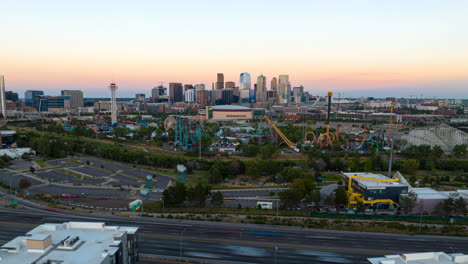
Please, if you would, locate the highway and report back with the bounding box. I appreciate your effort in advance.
[0,206,467,264]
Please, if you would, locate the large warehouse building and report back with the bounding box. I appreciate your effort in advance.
[206,105,253,121]
[343,172,409,208]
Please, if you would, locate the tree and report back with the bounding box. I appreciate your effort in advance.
[279,189,302,208]
[431,146,444,159]
[334,186,348,207]
[440,198,456,217]
[200,135,212,149]
[259,144,277,159]
[242,144,259,157]
[162,182,187,207]
[113,127,129,138]
[19,178,32,190]
[209,168,223,184]
[305,190,321,205]
[454,197,467,216]
[290,178,315,198]
[186,183,211,206]
[211,191,224,207]
[453,144,467,157]
[401,159,419,175]
[399,191,418,215]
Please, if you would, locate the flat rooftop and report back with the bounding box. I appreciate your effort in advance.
[368,252,468,264]
[0,222,138,264]
[343,172,407,189]
[409,188,468,200]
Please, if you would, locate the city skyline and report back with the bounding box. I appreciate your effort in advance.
[1,0,468,98]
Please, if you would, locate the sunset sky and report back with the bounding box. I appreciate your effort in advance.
[1,0,468,98]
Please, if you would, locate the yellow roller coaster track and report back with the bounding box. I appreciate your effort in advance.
[264,116,297,149]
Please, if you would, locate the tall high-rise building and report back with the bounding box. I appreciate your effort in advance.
[24,90,44,108]
[222,88,234,105]
[184,88,196,102]
[232,87,240,103]
[194,84,205,92]
[293,86,304,104]
[278,74,291,104]
[197,90,210,107]
[225,81,235,88]
[271,77,278,91]
[135,93,146,101]
[239,72,251,90]
[169,83,183,102]
[239,72,251,104]
[61,90,83,109]
[216,73,224,90]
[109,83,118,124]
[255,75,267,103]
[184,84,194,91]
[151,85,167,97]
[5,91,18,102]
[0,76,6,117]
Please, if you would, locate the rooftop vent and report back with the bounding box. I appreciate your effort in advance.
[57,236,81,250]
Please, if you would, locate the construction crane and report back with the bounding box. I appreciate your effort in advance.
[346,175,400,208]
[264,116,300,152]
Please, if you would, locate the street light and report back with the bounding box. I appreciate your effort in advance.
[179,229,186,258]
[418,199,424,232]
[276,200,279,221]
[274,246,278,264]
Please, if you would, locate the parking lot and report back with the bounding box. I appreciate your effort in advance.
[30,184,132,197]
[36,170,106,185]
[69,166,112,177]
[0,170,42,188]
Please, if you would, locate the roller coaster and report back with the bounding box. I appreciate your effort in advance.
[264,115,300,152]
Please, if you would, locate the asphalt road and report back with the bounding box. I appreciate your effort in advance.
[0,194,466,264]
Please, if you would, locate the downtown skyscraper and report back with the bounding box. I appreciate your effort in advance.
[278,74,291,104]
[255,75,267,103]
[239,72,251,103]
[0,75,6,118]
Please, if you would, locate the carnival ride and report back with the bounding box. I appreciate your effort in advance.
[264,115,300,152]
[346,175,400,208]
[164,116,201,150]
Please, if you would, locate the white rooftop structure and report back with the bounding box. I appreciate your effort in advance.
[0,222,139,264]
[343,172,407,188]
[0,148,34,159]
[0,131,15,135]
[409,188,468,200]
[212,105,251,111]
[368,252,468,264]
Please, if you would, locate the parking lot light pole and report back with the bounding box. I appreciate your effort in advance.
[276,200,279,221]
[179,229,186,258]
[274,246,278,264]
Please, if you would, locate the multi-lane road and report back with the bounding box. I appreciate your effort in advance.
[0,195,467,264]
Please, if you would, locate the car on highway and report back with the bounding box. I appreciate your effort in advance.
[59,193,78,198]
